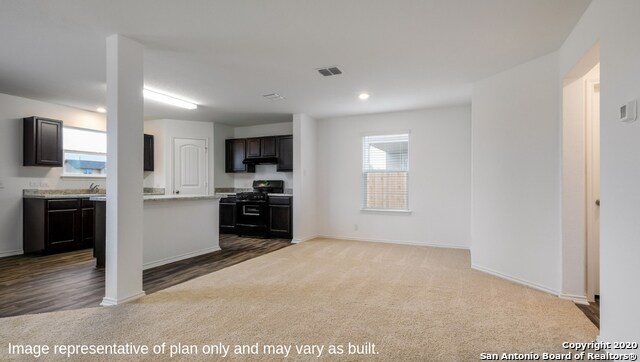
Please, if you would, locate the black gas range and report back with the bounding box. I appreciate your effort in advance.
[235,180,284,237]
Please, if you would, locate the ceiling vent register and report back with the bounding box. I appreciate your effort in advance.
[317,66,343,77]
[263,93,286,101]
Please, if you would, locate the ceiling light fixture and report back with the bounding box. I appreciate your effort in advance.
[143,88,198,110]
[96,107,106,113]
[359,93,370,100]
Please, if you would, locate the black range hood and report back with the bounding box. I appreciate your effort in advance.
[242,157,278,165]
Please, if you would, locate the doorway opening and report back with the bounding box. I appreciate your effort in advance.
[561,42,600,327]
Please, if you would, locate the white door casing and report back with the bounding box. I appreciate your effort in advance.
[173,138,208,195]
[586,80,600,301]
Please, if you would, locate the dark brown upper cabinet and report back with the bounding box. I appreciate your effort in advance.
[24,116,63,167]
[277,135,293,172]
[261,137,277,157]
[143,134,154,172]
[246,138,261,158]
[246,136,277,158]
[226,138,255,173]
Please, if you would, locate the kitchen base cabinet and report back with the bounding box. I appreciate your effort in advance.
[219,196,237,234]
[23,198,94,254]
[268,196,292,239]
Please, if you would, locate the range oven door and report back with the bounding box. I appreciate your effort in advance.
[235,201,268,237]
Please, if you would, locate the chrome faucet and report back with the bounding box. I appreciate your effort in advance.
[89,183,100,193]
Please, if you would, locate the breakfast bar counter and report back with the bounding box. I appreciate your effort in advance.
[92,195,222,268]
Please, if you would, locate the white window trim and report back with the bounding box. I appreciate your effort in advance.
[360,130,411,213]
[360,208,412,214]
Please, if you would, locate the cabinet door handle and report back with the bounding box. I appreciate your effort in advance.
[596,199,600,206]
[175,190,180,195]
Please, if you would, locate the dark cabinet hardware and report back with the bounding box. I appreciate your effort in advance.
[24,116,63,167]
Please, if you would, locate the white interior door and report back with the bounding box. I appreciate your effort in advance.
[173,138,208,195]
[586,80,600,301]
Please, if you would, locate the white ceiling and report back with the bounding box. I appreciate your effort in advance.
[0,0,590,126]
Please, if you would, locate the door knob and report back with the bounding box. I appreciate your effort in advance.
[596,199,600,206]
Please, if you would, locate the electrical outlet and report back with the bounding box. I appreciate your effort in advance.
[354,224,359,231]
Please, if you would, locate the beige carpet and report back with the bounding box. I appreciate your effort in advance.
[0,239,597,361]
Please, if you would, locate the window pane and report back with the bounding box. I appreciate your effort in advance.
[63,127,107,154]
[62,127,107,176]
[364,172,408,209]
[362,133,409,210]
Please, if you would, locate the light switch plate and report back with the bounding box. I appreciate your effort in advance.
[620,100,637,122]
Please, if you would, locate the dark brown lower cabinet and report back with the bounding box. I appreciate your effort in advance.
[268,196,292,238]
[81,199,94,247]
[24,198,95,254]
[219,196,237,234]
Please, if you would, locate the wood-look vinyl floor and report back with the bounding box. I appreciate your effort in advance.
[0,235,290,318]
[576,298,600,329]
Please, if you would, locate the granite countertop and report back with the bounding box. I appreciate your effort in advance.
[23,188,165,199]
[91,194,222,202]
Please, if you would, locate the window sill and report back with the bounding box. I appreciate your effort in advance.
[360,208,412,215]
[60,174,107,180]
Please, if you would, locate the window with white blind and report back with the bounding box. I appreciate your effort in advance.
[62,127,107,177]
[361,133,410,211]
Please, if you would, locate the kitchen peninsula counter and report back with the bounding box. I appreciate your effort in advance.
[92,194,222,269]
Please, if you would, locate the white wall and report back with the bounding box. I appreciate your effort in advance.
[471,52,561,294]
[316,106,471,248]
[293,113,318,242]
[233,122,293,139]
[213,123,234,188]
[473,0,640,345]
[0,93,106,256]
[562,0,640,346]
[233,165,293,190]
[143,119,215,195]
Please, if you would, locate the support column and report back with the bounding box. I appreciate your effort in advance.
[102,34,145,306]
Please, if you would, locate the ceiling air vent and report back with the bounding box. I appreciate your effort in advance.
[317,66,343,77]
[263,93,286,101]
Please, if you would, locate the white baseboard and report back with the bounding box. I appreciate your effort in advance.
[559,293,589,305]
[0,249,24,258]
[142,246,221,270]
[291,235,318,244]
[100,291,146,306]
[471,263,559,296]
[317,234,470,250]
